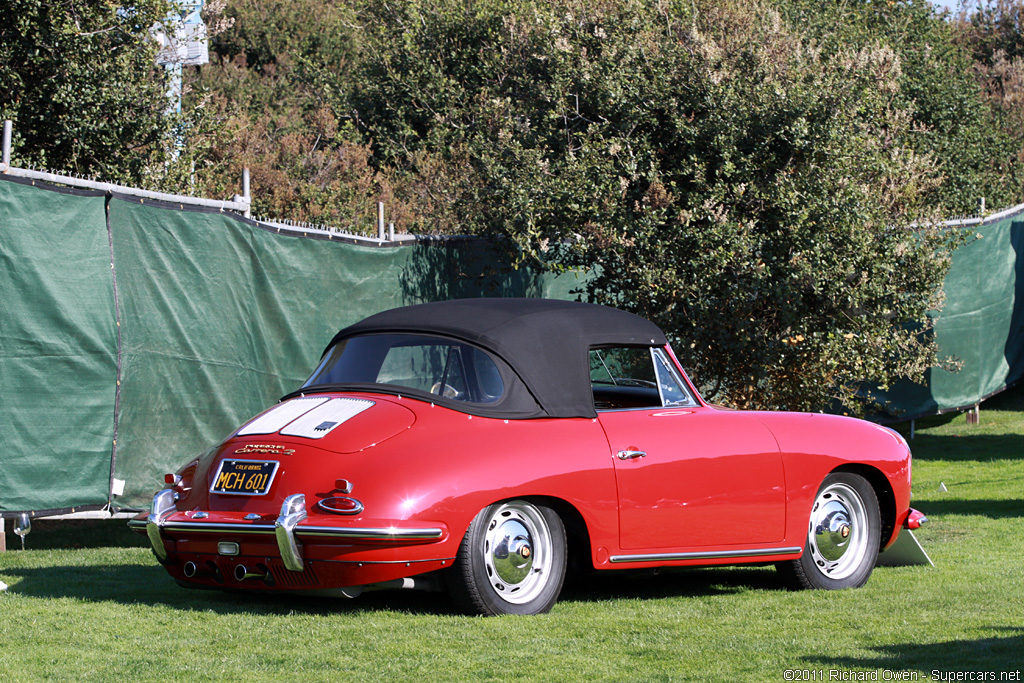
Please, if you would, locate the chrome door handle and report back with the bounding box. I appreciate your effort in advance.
[616,449,646,460]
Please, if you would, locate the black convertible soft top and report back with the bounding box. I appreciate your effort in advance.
[323,298,668,419]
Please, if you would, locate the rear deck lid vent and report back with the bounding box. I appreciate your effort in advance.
[280,398,375,439]
[236,396,330,436]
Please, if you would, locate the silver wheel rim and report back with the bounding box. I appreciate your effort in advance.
[482,501,553,605]
[807,482,870,581]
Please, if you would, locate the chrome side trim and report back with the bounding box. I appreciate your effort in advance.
[275,494,308,572]
[296,526,444,540]
[609,546,803,564]
[145,489,177,563]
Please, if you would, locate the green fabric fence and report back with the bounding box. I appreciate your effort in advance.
[1,173,1022,514]
[1,176,581,512]
[0,179,115,514]
[874,211,1024,419]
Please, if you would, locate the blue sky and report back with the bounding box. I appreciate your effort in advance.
[930,0,968,13]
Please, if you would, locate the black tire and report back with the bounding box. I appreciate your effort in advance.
[445,499,567,616]
[777,472,880,590]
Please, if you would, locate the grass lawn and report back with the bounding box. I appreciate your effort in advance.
[1,391,1022,682]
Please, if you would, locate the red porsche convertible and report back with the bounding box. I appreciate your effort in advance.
[131,298,925,615]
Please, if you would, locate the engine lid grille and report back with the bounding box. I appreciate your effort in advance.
[236,397,374,439]
[237,397,330,436]
[279,398,375,439]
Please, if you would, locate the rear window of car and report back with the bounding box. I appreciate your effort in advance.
[303,333,505,404]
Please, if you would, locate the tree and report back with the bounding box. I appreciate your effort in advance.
[951,0,1024,183]
[183,0,419,231]
[337,0,961,412]
[780,0,1024,216]
[0,0,192,185]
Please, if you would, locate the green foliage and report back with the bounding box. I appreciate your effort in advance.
[781,0,1024,218]
[211,0,357,75]
[335,0,964,411]
[183,0,412,230]
[954,0,1024,64]
[951,0,1024,196]
[0,0,186,184]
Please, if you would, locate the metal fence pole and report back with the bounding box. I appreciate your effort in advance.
[2,120,12,168]
[242,167,251,218]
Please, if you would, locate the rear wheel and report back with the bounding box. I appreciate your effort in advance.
[446,500,567,616]
[777,472,880,590]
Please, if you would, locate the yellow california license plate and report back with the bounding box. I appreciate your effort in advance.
[210,459,279,496]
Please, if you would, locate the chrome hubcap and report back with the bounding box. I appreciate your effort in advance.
[808,482,869,580]
[482,501,552,605]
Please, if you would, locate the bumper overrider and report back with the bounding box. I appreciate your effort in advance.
[129,489,450,590]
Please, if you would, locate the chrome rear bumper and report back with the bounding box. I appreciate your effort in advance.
[133,490,445,571]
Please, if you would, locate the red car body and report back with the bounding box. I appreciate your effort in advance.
[131,299,919,615]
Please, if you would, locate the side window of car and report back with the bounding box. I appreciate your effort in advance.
[471,348,505,402]
[590,347,695,410]
[590,347,661,410]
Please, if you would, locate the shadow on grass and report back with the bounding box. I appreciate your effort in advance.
[906,433,1024,462]
[807,627,1024,673]
[914,498,1024,519]
[1,560,458,616]
[13,519,150,551]
[2,555,789,616]
[559,564,786,604]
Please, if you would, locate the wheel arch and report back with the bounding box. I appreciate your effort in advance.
[830,463,896,551]
[530,495,593,572]
[444,495,575,615]
[461,494,594,572]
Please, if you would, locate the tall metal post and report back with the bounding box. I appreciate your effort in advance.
[2,120,12,168]
[242,167,251,217]
[377,202,385,240]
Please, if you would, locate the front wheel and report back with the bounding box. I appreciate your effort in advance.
[777,472,880,590]
[445,500,567,616]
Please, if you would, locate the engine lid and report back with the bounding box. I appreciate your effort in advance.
[235,395,415,453]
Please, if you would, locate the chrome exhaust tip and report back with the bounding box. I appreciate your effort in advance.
[234,564,269,582]
[183,561,198,578]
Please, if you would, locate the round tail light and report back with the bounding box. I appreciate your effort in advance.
[317,496,364,515]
